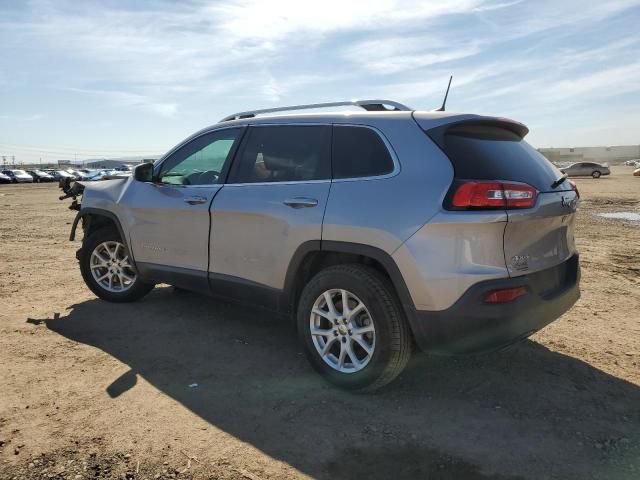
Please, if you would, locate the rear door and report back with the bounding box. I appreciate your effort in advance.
[426,121,578,277]
[209,124,331,304]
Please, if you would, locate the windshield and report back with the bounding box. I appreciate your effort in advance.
[13,170,27,175]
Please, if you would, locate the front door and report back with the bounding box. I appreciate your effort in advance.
[210,124,332,306]
[120,127,244,289]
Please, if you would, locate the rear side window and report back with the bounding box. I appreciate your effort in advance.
[332,126,395,179]
[435,124,564,192]
[229,125,330,183]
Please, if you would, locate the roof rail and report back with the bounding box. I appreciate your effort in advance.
[219,99,412,122]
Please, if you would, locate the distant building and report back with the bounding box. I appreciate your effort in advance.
[539,145,640,165]
[85,159,146,169]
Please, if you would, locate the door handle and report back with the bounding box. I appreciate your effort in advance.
[283,197,318,209]
[184,195,208,205]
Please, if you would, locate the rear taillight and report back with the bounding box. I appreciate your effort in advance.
[569,179,580,199]
[450,181,537,210]
[484,286,528,304]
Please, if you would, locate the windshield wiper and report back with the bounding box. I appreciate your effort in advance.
[551,173,568,189]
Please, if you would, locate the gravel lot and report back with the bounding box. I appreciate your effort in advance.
[1,167,639,480]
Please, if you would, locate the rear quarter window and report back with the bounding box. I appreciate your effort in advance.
[332,126,394,179]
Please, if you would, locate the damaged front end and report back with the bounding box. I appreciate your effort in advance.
[58,177,85,211]
[58,175,130,243]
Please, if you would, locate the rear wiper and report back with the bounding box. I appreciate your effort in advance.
[551,173,568,189]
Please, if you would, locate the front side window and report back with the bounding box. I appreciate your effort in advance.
[332,126,395,179]
[228,125,330,183]
[158,128,242,185]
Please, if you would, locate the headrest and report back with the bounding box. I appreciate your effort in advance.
[262,152,296,172]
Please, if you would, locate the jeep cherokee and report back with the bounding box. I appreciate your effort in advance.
[64,100,581,391]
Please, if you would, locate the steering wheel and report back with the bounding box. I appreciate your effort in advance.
[189,170,220,184]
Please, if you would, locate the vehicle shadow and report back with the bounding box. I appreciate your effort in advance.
[37,287,639,480]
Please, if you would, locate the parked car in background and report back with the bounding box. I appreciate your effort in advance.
[72,169,99,181]
[27,170,55,182]
[0,171,12,184]
[45,170,76,181]
[623,159,640,167]
[2,169,34,183]
[115,164,133,172]
[560,162,610,178]
[64,168,85,179]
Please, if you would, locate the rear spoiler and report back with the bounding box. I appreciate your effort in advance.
[419,117,529,150]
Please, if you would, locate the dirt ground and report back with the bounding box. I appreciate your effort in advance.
[1,167,638,480]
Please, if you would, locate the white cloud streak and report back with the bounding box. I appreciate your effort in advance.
[62,88,178,117]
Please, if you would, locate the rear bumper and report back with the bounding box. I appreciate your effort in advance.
[408,254,580,354]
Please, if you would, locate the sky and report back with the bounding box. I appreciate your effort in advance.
[1,0,640,164]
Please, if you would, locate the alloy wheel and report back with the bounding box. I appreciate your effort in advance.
[90,241,137,293]
[309,289,376,373]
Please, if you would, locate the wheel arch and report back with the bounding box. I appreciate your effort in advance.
[71,208,136,267]
[283,240,417,325]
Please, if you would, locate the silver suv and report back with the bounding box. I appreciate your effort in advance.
[67,100,581,391]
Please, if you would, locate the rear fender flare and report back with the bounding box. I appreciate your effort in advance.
[283,240,417,324]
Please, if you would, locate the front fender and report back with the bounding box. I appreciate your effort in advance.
[69,208,137,269]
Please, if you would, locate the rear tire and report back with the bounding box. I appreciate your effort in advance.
[592,171,601,178]
[297,265,412,392]
[79,227,154,302]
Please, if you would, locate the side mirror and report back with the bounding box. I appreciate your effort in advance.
[134,162,154,182]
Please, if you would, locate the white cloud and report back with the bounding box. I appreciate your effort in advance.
[343,36,483,74]
[0,113,44,121]
[62,88,178,117]
[1,0,640,157]
[3,0,505,104]
[544,63,640,101]
[207,0,489,41]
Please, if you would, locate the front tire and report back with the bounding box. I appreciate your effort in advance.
[79,227,154,302]
[297,265,412,391]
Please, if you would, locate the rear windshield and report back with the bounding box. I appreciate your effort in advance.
[436,125,566,192]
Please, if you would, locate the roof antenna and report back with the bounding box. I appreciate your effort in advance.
[435,75,453,112]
